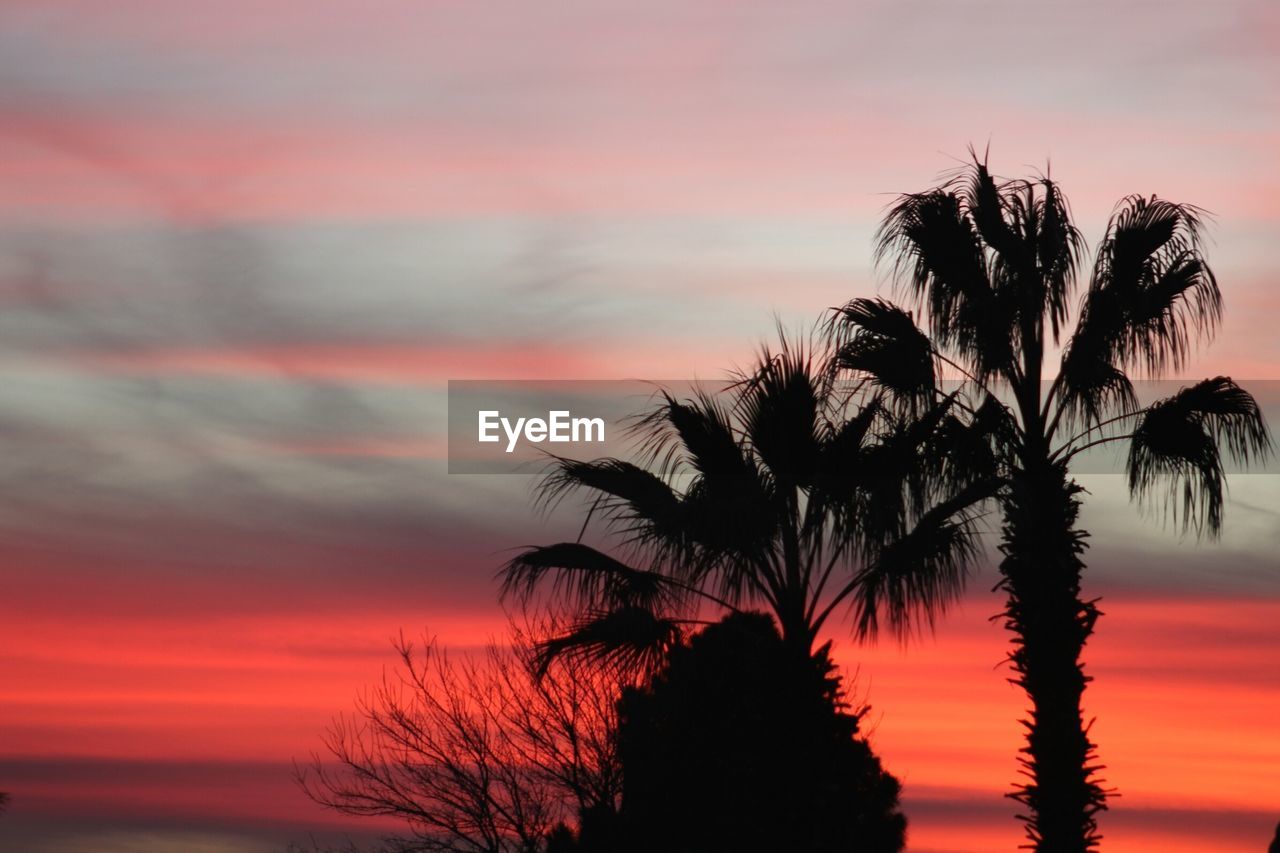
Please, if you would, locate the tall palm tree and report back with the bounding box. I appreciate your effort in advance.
[831,153,1271,852]
[501,337,997,673]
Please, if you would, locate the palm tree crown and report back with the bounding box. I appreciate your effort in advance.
[841,155,1267,524]
[502,337,997,672]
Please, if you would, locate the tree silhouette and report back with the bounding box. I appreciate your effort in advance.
[831,152,1271,852]
[502,335,997,672]
[615,612,905,853]
[298,625,623,853]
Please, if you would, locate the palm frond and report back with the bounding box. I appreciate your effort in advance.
[533,606,683,679]
[806,398,889,542]
[875,188,1015,379]
[1075,196,1220,372]
[830,298,937,408]
[534,457,685,545]
[910,155,1084,367]
[631,391,754,482]
[674,477,779,601]
[1127,377,1271,535]
[625,387,779,579]
[1031,174,1085,340]
[823,397,965,563]
[536,455,679,514]
[810,399,885,499]
[736,337,824,487]
[959,155,1025,267]
[500,542,677,612]
[958,158,1083,348]
[1056,347,1139,430]
[935,392,1016,487]
[1058,196,1218,431]
[848,478,999,640]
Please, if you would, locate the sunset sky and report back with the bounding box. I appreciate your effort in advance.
[2,2,1279,851]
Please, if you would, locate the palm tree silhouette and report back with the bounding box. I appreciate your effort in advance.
[831,152,1271,852]
[502,336,997,670]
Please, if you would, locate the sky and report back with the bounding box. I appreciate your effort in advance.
[1,1,1279,851]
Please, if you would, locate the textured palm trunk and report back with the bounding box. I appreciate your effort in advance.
[778,603,817,662]
[998,462,1107,853]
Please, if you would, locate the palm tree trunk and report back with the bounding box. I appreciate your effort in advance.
[777,599,816,660]
[998,462,1107,853]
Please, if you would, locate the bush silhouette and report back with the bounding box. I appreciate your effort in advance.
[614,612,906,853]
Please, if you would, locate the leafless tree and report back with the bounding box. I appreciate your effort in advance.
[297,623,622,853]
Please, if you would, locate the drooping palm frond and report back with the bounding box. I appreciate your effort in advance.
[1127,377,1271,535]
[934,392,1016,489]
[1055,343,1140,431]
[533,606,684,679]
[825,421,924,559]
[629,390,781,581]
[671,475,780,606]
[818,395,983,580]
[959,156,1027,270]
[957,159,1083,345]
[806,397,883,515]
[631,390,754,482]
[1077,197,1220,364]
[870,396,959,509]
[500,542,678,613]
[1057,196,1219,433]
[830,298,937,409]
[536,457,681,526]
[832,478,999,641]
[875,188,1016,380]
[1031,175,1085,342]
[851,519,973,641]
[816,397,885,475]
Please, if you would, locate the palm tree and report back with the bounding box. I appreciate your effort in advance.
[831,153,1271,852]
[501,337,997,672]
